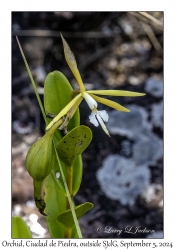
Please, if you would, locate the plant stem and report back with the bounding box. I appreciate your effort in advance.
[67,166,73,199]
[16,36,48,124]
[65,165,73,238]
[33,180,47,216]
[66,166,73,210]
[53,142,83,238]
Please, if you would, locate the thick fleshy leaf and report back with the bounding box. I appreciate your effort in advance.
[71,226,79,238]
[12,216,32,238]
[57,202,94,228]
[57,126,92,166]
[50,149,67,195]
[49,129,83,196]
[51,146,82,196]
[90,93,130,112]
[55,126,91,197]
[72,155,82,195]
[87,90,146,97]
[44,173,66,238]
[61,34,85,92]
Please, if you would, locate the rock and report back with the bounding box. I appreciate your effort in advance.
[120,140,132,157]
[96,155,150,205]
[144,77,163,97]
[151,101,163,129]
[107,105,151,137]
[13,120,34,135]
[107,105,163,165]
[133,130,163,165]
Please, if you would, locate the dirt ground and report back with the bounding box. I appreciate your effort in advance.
[12,12,163,238]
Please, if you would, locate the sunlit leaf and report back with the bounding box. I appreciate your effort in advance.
[57,126,92,166]
[57,202,94,228]
[12,216,32,238]
[44,174,66,238]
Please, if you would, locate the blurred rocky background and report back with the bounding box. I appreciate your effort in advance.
[12,12,163,238]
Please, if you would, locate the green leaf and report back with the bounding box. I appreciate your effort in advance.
[52,154,82,196]
[44,173,66,238]
[71,225,79,238]
[44,70,80,131]
[72,155,82,196]
[12,216,32,238]
[57,125,92,166]
[57,202,94,228]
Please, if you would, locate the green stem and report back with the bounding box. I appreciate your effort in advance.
[66,165,73,211]
[33,180,47,216]
[53,142,83,238]
[16,36,47,124]
[65,165,73,238]
[67,166,73,199]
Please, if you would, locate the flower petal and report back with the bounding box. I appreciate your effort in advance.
[89,111,99,127]
[61,34,85,92]
[46,93,82,131]
[87,90,146,97]
[90,93,130,112]
[98,110,109,122]
[96,113,110,137]
[82,92,97,110]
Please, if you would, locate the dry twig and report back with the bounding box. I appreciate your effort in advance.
[129,12,163,29]
[139,20,163,53]
[139,12,163,28]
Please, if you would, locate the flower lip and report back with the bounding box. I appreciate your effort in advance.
[89,108,110,137]
[82,92,97,110]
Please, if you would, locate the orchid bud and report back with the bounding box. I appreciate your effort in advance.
[25,119,61,181]
[25,121,60,215]
[26,131,55,181]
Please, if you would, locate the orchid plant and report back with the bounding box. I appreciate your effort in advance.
[13,34,145,239]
